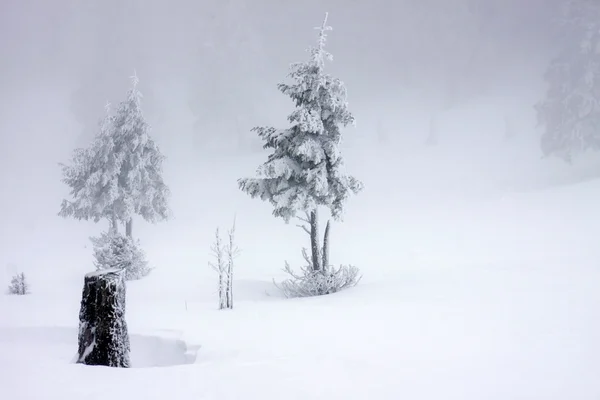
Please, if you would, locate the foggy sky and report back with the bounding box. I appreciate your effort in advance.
[0,0,564,193]
[1,0,559,130]
[0,0,567,275]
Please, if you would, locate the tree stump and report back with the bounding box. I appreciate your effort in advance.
[76,268,130,367]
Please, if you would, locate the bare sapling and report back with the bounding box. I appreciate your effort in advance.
[209,218,240,309]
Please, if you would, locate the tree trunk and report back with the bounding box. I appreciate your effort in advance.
[310,209,321,271]
[110,214,118,234]
[125,219,133,238]
[227,261,233,309]
[218,271,224,309]
[77,268,130,367]
[322,220,330,272]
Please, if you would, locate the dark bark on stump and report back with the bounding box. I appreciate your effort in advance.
[76,268,130,367]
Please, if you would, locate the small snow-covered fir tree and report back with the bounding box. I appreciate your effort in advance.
[238,13,362,297]
[91,231,151,281]
[60,73,170,236]
[7,272,29,295]
[536,0,600,162]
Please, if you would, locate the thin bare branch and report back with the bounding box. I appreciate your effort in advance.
[297,211,311,224]
[296,223,311,235]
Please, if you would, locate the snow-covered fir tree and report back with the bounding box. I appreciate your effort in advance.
[536,0,600,162]
[60,73,170,235]
[238,13,362,297]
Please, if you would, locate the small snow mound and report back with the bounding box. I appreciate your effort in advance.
[129,332,199,367]
[0,326,199,368]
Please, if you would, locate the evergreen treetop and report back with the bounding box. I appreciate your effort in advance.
[239,13,362,222]
[59,73,170,230]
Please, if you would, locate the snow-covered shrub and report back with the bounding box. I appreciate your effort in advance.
[90,231,151,281]
[275,248,361,298]
[7,272,29,295]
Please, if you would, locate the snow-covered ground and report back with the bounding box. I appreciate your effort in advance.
[3,161,600,399]
[2,92,600,399]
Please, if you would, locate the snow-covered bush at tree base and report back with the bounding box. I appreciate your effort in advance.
[59,72,170,236]
[536,0,600,162]
[210,220,240,310]
[275,248,360,298]
[7,272,29,295]
[90,231,151,281]
[238,13,362,297]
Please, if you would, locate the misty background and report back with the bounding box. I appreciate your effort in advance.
[0,0,583,286]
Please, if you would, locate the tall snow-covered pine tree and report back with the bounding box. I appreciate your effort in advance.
[60,73,170,236]
[536,0,600,162]
[239,13,362,294]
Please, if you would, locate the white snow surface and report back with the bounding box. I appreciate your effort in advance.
[2,97,600,399]
[85,267,123,278]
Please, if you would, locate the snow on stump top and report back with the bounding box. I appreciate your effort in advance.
[76,268,130,367]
